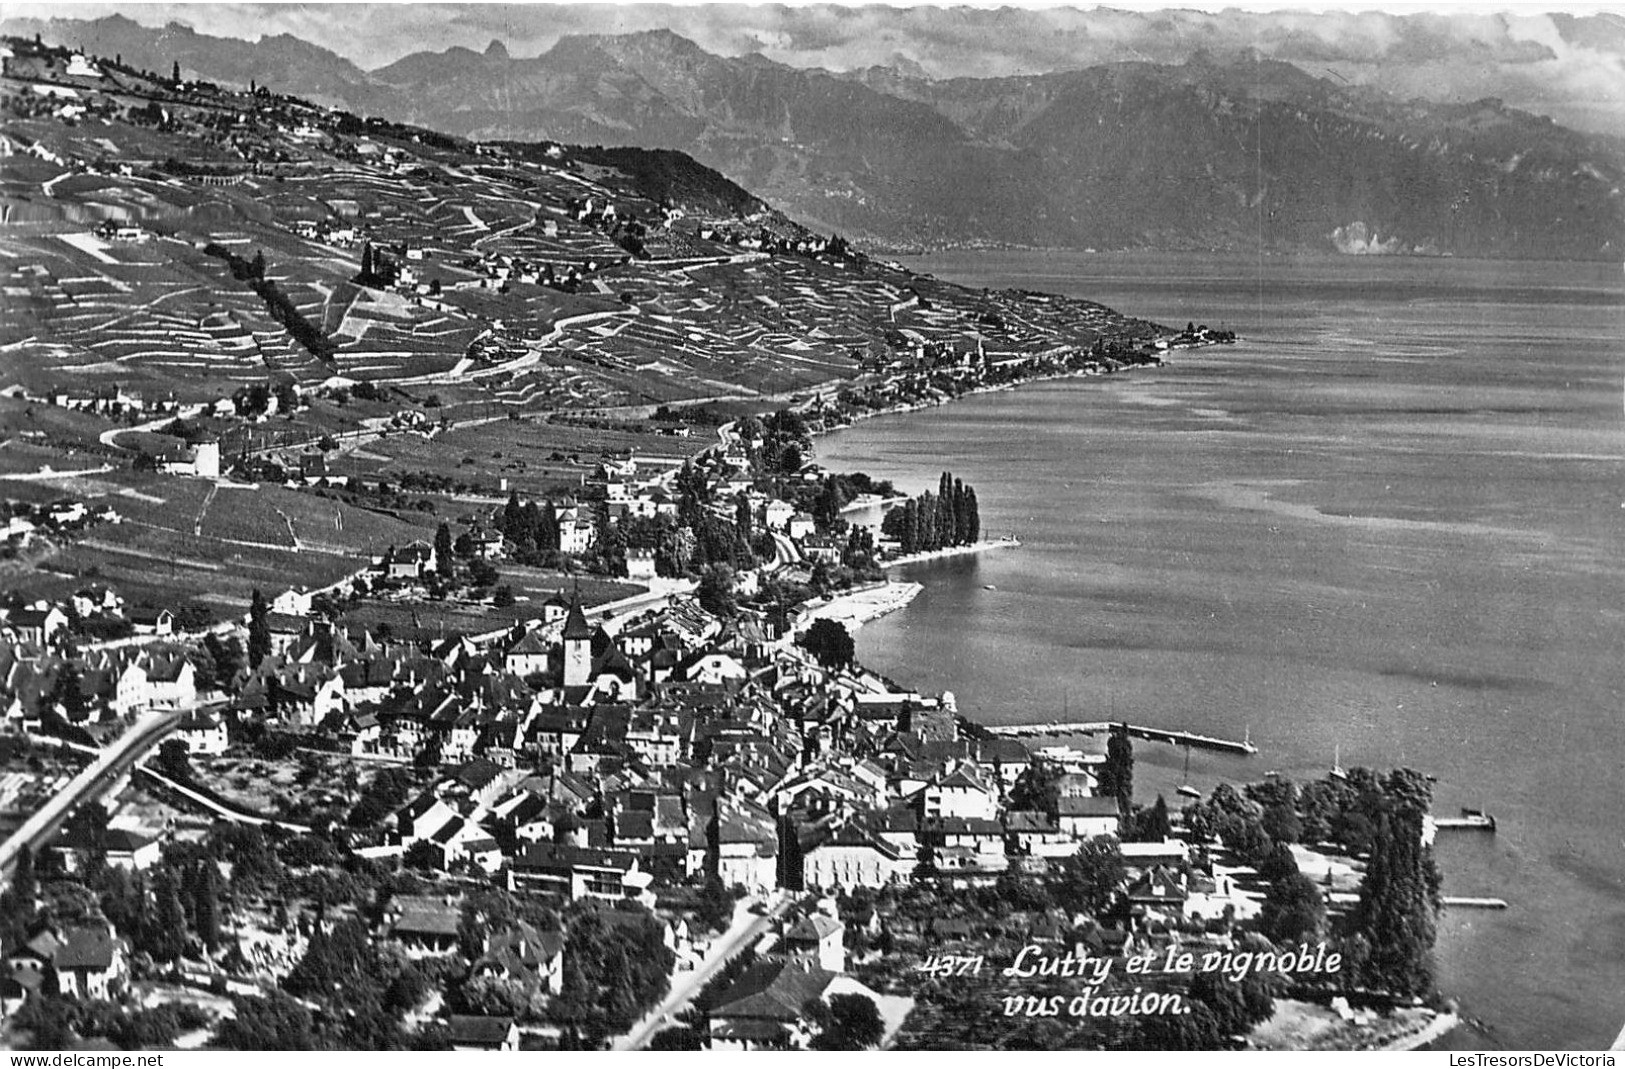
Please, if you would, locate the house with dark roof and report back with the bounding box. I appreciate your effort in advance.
[712,799,778,892]
[472,921,564,997]
[448,1015,519,1052]
[176,712,228,755]
[5,606,68,645]
[1003,810,1075,859]
[1125,865,1189,921]
[802,824,907,892]
[387,540,437,580]
[783,914,845,972]
[507,843,655,907]
[384,895,464,956]
[103,828,161,871]
[707,957,887,1051]
[1056,795,1122,839]
[917,763,998,821]
[504,628,551,677]
[50,922,128,1000]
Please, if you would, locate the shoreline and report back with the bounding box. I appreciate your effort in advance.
[812,358,1159,443]
[1386,1011,1462,1052]
[800,336,1488,1051]
[791,580,924,635]
[882,536,1022,569]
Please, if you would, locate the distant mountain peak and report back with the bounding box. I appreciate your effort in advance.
[484,38,508,60]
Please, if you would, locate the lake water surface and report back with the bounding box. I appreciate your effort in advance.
[816,251,1625,1050]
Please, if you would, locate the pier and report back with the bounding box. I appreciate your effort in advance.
[1433,809,1497,832]
[1441,897,1509,910]
[984,720,1258,755]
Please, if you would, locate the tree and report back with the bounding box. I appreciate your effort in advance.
[650,1025,705,1050]
[214,991,315,1049]
[456,975,530,1019]
[936,472,956,548]
[50,660,88,722]
[1261,801,1302,844]
[434,522,454,576]
[193,860,223,950]
[1010,759,1064,815]
[148,869,189,962]
[156,738,191,782]
[1048,835,1125,917]
[696,564,737,619]
[202,633,244,691]
[695,877,734,934]
[798,618,855,671]
[1259,872,1327,945]
[807,992,885,1050]
[12,845,36,900]
[404,840,441,871]
[1134,794,1172,842]
[1098,725,1135,816]
[247,588,271,669]
[1256,840,1300,886]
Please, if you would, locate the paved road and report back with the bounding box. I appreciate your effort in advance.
[0,709,187,880]
[612,892,796,1051]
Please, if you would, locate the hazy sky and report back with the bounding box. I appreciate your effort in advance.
[8,2,1623,132]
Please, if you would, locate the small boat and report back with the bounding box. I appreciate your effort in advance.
[1330,745,1348,781]
[1176,746,1201,800]
[982,584,996,590]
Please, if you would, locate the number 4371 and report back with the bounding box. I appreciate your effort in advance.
[914,954,984,978]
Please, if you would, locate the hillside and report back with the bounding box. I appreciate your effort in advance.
[7,15,1621,258]
[2,33,1177,613]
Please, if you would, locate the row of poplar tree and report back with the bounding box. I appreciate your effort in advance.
[881,471,981,554]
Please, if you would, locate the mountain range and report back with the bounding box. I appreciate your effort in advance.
[8,13,1623,259]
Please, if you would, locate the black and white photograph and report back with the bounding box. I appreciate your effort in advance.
[0,0,1620,1054]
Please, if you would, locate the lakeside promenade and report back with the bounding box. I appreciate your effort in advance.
[792,581,923,635]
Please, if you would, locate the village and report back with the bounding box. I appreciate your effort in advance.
[0,32,1449,1053]
[0,411,1458,1052]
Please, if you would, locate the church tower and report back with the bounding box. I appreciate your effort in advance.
[561,599,592,689]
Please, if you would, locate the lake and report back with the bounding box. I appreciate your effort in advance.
[815,250,1625,1050]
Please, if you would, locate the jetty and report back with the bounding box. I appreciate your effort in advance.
[1441,897,1509,910]
[1433,809,1497,832]
[985,720,1258,755]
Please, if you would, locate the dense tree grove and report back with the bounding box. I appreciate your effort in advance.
[1353,769,1442,998]
[494,491,561,562]
[548,906,676,1046]
[880,471,981,554]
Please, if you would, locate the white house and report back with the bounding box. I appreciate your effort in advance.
[176,712,229,755]
[1057,796,1121,839]
[802,825,907,891]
